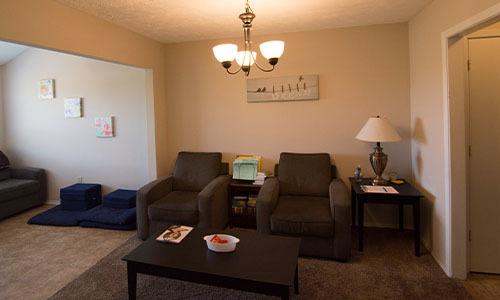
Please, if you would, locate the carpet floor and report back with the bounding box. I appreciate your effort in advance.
[0,205,134,300]
[50,228,470,299]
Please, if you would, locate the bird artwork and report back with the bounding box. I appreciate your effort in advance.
[246,74,319,102]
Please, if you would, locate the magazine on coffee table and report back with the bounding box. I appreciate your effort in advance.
[156,225,193,244]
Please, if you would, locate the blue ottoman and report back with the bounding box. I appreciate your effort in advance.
[60,183,102,211]
[103,189,137,209]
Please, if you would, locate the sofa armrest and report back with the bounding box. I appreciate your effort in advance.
[198,175,231,229]
[329,178,351,261]
[256,177,280,234]
[136,176,173,240]
[10,167,47,203]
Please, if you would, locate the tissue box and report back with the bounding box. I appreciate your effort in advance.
[233,155,261,180]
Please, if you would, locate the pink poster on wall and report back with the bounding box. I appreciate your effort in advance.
[95,116,114,138]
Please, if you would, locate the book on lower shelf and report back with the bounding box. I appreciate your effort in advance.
[156,225,193,244]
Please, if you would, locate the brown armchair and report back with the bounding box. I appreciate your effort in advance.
[256,153,351,261]
[137,152,230,240]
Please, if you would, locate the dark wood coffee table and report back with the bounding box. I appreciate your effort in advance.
[122,227,301,299]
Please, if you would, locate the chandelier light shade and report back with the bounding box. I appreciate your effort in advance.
[212,0,285,76]
[212,44,238,64]
[236,51,256,67]
[259,40,285,60]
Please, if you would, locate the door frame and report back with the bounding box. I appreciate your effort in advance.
[441,3,500,279]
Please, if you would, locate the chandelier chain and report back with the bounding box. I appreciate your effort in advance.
[245,0,254,14]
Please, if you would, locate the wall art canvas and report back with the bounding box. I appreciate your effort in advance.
[95,116,114,138]
[247,74,319,103]
[64,98,82,118]
[39,79,55,99]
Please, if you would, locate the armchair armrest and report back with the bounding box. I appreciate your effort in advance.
[256,177,280,234]
[10,167,47,203]
[136,175,173,240]
[198,175,231,229]
[329,178,351,261]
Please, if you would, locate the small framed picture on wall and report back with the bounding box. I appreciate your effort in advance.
[39,79,55,99]
[64,98,82,118]
[95,116,114,138]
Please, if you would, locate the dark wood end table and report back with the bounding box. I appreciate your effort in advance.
[123,227,300,300]
[228,179,263,228]
[349,177,423,256]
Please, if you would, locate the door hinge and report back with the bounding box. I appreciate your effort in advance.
[469,230,472,242]
[469,145,472,157]
[467,59,471,71]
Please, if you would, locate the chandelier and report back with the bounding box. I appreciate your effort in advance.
[212,0,285,76]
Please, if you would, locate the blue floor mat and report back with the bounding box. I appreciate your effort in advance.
[79,221,136,231]
[28,205,83,226]
[78,205,136,225]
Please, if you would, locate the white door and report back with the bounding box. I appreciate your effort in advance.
[469,37,500,273]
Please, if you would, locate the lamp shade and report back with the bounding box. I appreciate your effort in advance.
[356,116,401,142]
[259,40,285,59]
[212,44,238,62]
[235,51,256,66]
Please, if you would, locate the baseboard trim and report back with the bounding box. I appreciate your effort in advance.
[45,200,60,205]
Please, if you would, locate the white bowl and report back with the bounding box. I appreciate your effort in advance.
[203,234,240,252]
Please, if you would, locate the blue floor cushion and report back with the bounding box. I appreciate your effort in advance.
[28,205,83,226]
[79,221,136,231]
[103,189,137,209]
[78,205,136,225]
[60,183,102,211]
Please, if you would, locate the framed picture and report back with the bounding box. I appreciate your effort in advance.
[247,74,319,103]
[39,79,55,99]
[64,98,82,118]
[95,116,114,138]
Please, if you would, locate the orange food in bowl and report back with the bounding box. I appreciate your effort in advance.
[210,234,228,244]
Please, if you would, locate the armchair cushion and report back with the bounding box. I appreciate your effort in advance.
[0,169,10,181]
[148,191,198,225]
[172,152,222,192]
[278,153,331,197]
[270,195,334,238]
[0,151,10,169]
[0,179,39,203]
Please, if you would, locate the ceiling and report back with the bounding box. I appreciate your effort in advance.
[0,41,28,65]
[56,0,432,43]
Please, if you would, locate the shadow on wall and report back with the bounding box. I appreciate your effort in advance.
[411,117,434,253]
[413,117,428,179]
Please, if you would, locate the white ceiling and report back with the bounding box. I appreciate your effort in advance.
[56,0,432,43]
[0,41,28,65]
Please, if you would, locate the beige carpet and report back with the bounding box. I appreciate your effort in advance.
[0,205,134,300]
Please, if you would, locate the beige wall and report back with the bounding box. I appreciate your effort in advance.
[409,0,500,276]
[165,23,413,227]
[0,0,167,177]
[2,48,149,201]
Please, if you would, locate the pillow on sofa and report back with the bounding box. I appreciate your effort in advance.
[0,151,9,170]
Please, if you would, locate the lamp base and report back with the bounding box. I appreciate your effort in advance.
[369,143,388,186]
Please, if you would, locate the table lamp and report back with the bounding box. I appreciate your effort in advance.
[356,116,401,185]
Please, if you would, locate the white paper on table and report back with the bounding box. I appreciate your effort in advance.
[360,185,399,194]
